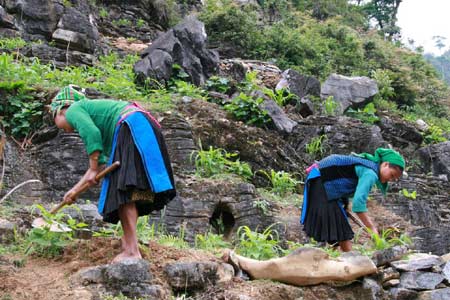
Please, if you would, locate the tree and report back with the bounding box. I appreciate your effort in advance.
[432,35,447,53]
[363,0,402,40]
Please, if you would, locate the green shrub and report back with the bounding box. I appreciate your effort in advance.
[224,93,271,127]
[236,224,282,260]
[305,134,327,159]
[346,102,379,124]
[199,0,263,57]
[401,189,417,200]
[323,95,338,116]
[172,80,206,100]
[423,124,447,144]
[205,76,230,94]
[25,204,88,258]
[263,87,298,106]
[192,145,253,180]
[195,232,231,255]
[0,37,27,50]
[0,82,44,139]
[259,169,299,197]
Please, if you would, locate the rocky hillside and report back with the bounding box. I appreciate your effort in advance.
[1,1,450,300]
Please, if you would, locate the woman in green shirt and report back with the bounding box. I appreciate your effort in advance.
[50,85,176,263]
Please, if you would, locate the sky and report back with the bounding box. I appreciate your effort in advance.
[397,0,450,55]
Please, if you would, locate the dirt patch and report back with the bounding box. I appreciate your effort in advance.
[0,237,219,300]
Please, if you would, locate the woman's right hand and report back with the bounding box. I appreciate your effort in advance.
[63,189,77,204]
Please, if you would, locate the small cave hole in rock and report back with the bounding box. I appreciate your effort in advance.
[209,203,235,239]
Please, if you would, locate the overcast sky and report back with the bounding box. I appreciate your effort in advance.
[397,0,450,55]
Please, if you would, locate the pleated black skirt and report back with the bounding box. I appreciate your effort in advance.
[102,114,176,224]
[302,177,354,244]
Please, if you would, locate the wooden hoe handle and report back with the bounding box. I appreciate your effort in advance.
[49,161,120,214]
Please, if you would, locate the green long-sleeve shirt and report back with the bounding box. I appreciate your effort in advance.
[351,165,380,213]
[65,99,128,164]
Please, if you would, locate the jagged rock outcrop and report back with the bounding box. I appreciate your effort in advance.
[150,177,282,242]
[417,142,450,179]
[134,16,219,87]
[321,73,379,114]
[276,69,321,106]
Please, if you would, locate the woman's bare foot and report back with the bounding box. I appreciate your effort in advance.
[111,251,142,264]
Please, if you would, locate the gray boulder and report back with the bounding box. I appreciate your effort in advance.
[164,262,218,291]
[391,253,444,272]
[134,16,219,87]
[321,73,378,114]
[417,142,450,178]
[399,271,444,290]
[276,69,320,105]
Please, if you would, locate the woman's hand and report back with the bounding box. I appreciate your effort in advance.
[63,189,78,204]
[84,168,99,186]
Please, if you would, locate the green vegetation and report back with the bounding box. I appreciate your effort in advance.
[323,95,338,116]
[195,232,232,255]
[305,134,327,159]
[346,103,380,124]
[99,8,108,18]
[401,189,417,200]
[236,224,282,260]
[192,145,253,180]
[259,169,299,197]
[199,0,450,137]
[224,93,271,126]
[25,204,88,258]
[205,75,230,94]
[263,88,298,107]
[252,198,271,215]
[0,37,27,50]
[0,49,176,139]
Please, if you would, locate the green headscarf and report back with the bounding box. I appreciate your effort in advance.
[356,148,405,194]
[50,85,88,117]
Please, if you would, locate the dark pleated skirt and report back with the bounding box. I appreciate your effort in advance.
[303,177,354,244]
[102,114,176,224]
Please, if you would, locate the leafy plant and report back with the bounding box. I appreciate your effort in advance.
[0,37,27,50]
[346,103,379,124]
[172,80,206,100]
[305,134,327,159]
[367,228,412,251]
[263,88,297,107]
[157,227,189,249]
[253,199,270,215]
[25,205,87,257]
[423,124,447,144]
[99,8,109,18]
[257,188,302,206]
[195,232,231,255]
[323,96,338,116]
[372,69,395,101]
[224,92,271,127]
[136,18,146,28]
[192,145,253,180]
[236,224,282,260]
[259,169,299,196]
[205,76,230,94]
[112,18,132,27]
[401,189,417,200]
[0,82,44,138]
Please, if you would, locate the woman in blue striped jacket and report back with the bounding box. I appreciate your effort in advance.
[301,148,405,252]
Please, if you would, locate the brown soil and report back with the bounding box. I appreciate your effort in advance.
[0,199,416,300]
[0,237,217,300]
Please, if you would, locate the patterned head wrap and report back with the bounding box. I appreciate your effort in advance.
[356,148,405,194]
[50,85,87,118]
